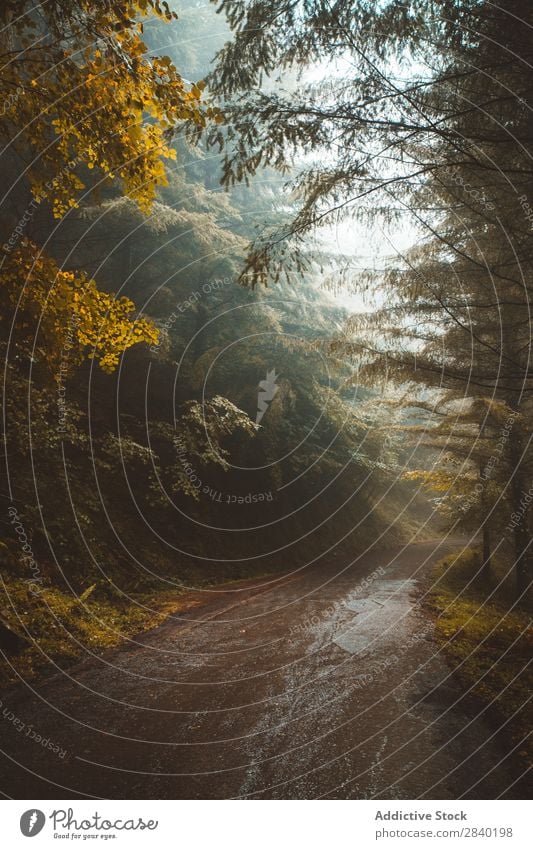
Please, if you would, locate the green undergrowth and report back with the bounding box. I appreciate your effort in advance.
[427,547,532,765]
[0,576,201,687]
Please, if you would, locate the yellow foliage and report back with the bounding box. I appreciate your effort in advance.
[0,2,214,369]
[3,240,158,373]
[402,469,457,493]
[0,2,221,217]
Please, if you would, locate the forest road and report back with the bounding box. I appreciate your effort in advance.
[0,538,529,799]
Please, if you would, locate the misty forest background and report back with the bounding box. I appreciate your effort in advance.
[0,1,531,762]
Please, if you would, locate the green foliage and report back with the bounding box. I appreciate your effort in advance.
[208,0,533,592]
[0,575,200,684]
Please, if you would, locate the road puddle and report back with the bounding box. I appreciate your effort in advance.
[334,578,418,655]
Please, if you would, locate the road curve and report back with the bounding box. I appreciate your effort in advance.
[0,539,528,799]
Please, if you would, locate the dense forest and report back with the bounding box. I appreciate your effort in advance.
[0,0,422,666]
[0,0,530,802]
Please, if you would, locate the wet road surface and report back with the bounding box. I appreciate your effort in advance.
[0,539,528,799]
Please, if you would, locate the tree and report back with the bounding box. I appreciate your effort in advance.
[210,0,533,597]
[0,1,219,215]
[208,1,533,283]
[1,0,221,372]
[402,397,520,580]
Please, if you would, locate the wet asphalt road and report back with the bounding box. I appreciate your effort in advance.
[0,539,529,799]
